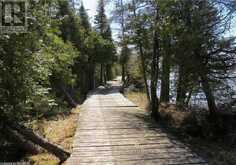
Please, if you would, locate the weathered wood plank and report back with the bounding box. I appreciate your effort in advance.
[67,82,207,165]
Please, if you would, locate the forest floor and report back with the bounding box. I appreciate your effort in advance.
[25,107,80,165]
[126,91,236,165]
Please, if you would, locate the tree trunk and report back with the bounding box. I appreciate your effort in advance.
[59,84,77,108]
[88,63,95,90]
[200,74,217,116]
[104,65,107,84]
[150,7,160,119]
[100,64,104,85]
[106,64,113,81]
[122,64,125,83]
[160,51,170,103]
[8,122,70,162]
[193,49,217,116]
[5,126,41,155]
[185,88,193,106]
[176,65,187,105]
[121,0,126,84]
[139,43,151,102]
[132,0,150,102]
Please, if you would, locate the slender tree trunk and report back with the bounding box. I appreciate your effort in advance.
[122,64,125,83]
[176,65,187,105]
[194,49,217,116]
[138,43,150,101]
[104,65,107,84]
[200,74,217,116]
[150,42,159,118]
[185,88,193,106]
[83,70,89,94]
[150,7,160,118]
[88,62,95,90]
[131,0,150,101]
[121,0,126,84]
[78,70,88,98]
[106,64,113,81]
[59,84,77,108]
[100,64,104,85]
[160,51,170,103]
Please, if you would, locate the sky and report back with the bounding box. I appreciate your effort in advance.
[228,19,236,37]
[83,0,98,24]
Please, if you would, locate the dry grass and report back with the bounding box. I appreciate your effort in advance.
[126,91,193,129]
[126,91,149,110]
[159,103,192,128]
[28,107,80,165]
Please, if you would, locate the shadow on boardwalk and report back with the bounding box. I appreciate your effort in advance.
[67,82,208,165]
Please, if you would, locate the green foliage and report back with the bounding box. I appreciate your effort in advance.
[0,0,79,121]
[44,34,78,86]
[121,0,236,113]
[94,0,116,83]
[79,3,91,31]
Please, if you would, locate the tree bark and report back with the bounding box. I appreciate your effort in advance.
[139,43,151,101]
[8,122,70,162]
[194,49,217,116]
[150,7,160,119]
[104,64,107,84]
[100,64,104,85]
[122,63,125,83]
[200,74,217,116]
[59,84,77,108]
[120,0,126,84]
[88,62,95,90]
[106,64,113,81]
[160,47,170,103]
[185,88,193,106]
[176,65,187,105]
[5,126,42,155]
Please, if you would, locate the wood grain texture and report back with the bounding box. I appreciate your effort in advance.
[67,82,207,165]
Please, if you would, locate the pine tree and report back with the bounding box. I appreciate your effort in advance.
[94,0,116,84]
[78,1,97,90]
[79,2,91,32]
[112,0,130,83]
[95,0,108,38]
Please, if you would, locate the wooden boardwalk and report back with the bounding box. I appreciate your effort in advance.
[67,82,207,165]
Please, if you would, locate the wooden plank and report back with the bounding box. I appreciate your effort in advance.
[68,156,206,164]
[72,144,189,152]
[72,148,191,156]
[66,82,207,165]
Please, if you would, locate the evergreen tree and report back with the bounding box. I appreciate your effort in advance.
[79,2,91,32]
[112,0,130,83]
[94,0,116,84]
[94,0,109,38]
